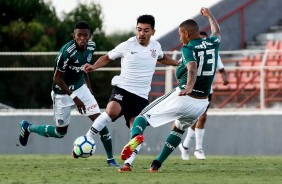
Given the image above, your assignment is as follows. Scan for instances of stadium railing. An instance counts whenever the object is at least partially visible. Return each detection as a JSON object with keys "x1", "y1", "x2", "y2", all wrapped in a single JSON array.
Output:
[{"x1": 0, "y1": 49, "x2": 282, "y2": 109}]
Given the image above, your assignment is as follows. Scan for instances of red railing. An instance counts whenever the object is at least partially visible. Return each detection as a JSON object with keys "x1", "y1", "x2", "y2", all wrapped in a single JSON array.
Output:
[{"x1": 170, "y1": 0, "x2": 257, "y2": 51}]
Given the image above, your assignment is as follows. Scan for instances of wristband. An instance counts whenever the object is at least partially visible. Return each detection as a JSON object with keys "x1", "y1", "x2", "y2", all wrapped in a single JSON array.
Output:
[{"x1": 70, "y1": 93, "x2": 77, "y2": 99}]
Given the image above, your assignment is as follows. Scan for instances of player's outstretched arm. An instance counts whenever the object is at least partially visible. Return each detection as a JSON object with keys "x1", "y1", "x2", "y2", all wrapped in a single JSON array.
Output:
[
  {"x1": 84, "y1": 54, "x2": 111, "y2": 73},
  {"x1": 200, "y1": 7, "x2": 220, "y2": 38}
]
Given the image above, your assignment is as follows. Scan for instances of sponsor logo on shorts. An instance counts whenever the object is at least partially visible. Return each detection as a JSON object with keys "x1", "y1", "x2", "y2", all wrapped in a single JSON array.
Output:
[
  {"x1": 114, "y1": 94, "x2": 123, "y2": 101},
  {"x1": 87, "y1": 104, "x2": 97, "y2": 111}
]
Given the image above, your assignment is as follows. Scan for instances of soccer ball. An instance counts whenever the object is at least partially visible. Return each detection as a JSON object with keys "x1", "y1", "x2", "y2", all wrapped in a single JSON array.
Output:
[{"x1": 73, "y1": 136, "x2": 96, "y2": 158}]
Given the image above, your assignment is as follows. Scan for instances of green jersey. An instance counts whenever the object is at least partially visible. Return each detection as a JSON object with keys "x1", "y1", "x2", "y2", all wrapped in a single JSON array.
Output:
[
  {"x1": 176, "y1": 36, "x2": 220, "y2": 96},
  {"x1": 52, "y1": 40, "x2": 96, "y2": 94}
]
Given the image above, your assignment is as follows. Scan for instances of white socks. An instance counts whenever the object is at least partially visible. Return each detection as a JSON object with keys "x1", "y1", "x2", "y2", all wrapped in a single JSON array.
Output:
[
  {"x1": 182, "y1": 127, "x2": 195, "y2": 149},
  {"x1": 125, "y1": 144, "x2": 141, "y2": 166},
  {"x1": 86, "y1": 112, "x2": 111, "y2": 138},
  {"x1": 195, "y1": 128, "x2": 205, "y2": 150}
]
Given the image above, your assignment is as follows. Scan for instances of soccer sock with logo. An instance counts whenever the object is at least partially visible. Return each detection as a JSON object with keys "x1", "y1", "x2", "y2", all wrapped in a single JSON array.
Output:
[
  {"x1": 86, "y1": 112, "x2": 112, "y2": 138},
  {"x1": 182, "y1": 126, "x2": 195, "y2": 149},
  {"x1": 125, "y1": 144, "x2": 141, "y2": 166},
  {"x1": 29, "y1": 124, "x2": 63, "y2": 138},
  {"x1": 130, "y1": 116, "x2": 148, "y2": 138},
  {"x1": 155, "y1": 130, "x2": 183, "y2": 163},
  {"x1": 195, "y1": 128, "x2": 205, "y2": 150},
  {"x1": 99, "y1": 126, "x2": 114, "y2": 159}
]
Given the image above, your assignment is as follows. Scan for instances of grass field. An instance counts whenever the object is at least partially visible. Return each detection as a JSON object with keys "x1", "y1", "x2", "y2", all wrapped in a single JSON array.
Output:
[{"x1": 1, "y1": 155, "x2": 282, "y2": 184}]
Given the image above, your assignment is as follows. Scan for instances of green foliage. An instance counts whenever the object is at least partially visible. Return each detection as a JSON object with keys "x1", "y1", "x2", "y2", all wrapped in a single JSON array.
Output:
[
  {"x1": 0, "y1": 155, "x2": 282, "y2": 184},
  {"x1": 0, "y1": 0, "x2": 135, "y2": 108}
]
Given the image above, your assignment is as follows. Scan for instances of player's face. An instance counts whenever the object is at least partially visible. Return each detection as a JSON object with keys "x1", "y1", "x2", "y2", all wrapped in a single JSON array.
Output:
[
  {"x1": 178, "y1": 27, "x2": 189, "y2": 44},
  {"x1": 73, "y1": 29, "x2": 91, "y2": 49},
  {"x1": 136, "y1": 23, "x2": 155, "y2": 46}
]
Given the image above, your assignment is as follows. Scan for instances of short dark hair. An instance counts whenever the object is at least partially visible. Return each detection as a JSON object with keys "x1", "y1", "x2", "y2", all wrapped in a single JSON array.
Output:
[
  {"x1": 75, "y1": 21, "x2": 90, "y2": 30},
  {"x1": 200, "y1": 31, "x2": 208, "y2": 37},
  {"x1": 179, "y1": 19, "x2": 199, "y2": 35},
  {"x1": 137, "y1": 15, "x2": 155, "y2": 29}
]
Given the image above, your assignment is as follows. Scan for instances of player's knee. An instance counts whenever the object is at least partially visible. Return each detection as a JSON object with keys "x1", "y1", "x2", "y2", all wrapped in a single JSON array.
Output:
[{"x1": 173, "y1": 120, "x2": 188, "y2": 132}]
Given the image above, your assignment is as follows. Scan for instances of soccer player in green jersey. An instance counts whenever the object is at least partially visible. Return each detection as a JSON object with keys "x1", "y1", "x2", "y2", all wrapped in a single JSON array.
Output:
[
  {"x1": 179, "y1": 31, "x2": 229, "y2": 160},
  {"x1": 19, "y1": 21, "x2": 119, "y2": 167},
  {"x1": 120, "y1": 7, "x2": 221, "y2": 172}
]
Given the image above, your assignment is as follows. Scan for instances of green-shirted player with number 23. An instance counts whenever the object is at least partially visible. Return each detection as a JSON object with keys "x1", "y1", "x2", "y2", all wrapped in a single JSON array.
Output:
[{"x1": 120, "y1": 7, "x2": 221, "y2": 172}]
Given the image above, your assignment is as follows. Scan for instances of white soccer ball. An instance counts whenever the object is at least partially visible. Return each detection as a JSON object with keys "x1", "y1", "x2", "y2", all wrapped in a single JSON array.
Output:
[{"x1": 73, "y1": 136, "x2": 96, "y2": 158}]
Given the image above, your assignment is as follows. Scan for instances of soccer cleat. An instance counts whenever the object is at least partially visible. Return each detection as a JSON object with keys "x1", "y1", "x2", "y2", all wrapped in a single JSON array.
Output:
[
  {"x1": 72, "y1": 149, "x2": 79, "y2": 159},
  {"x1": 107, "y1": 158, "x2": 120, "y2": 167},
  {"x1": 19, "y1": 120, "x2": 31, "y2": 146},
  {"x1": 179, "y1": 143, "x2": 189, "y2": 160},
  {"x1": 194, "y1": 149, "x2": 206, "y2": 160},
  {"x1": 120, "y1": 134, "x2": 144, "y2": 160},
  {"x1": 149, "y1": 160, "x2": 162, "y2": 172},
  {"x1": 118, "y1": 163, "x2": 132, "y2": 172}
]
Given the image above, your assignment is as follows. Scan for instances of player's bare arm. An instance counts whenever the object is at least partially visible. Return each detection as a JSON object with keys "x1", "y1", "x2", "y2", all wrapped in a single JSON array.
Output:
[
  {"x1": 84, "y1": 54, "x2": 111, "y2": 73},
  {"x1": 53, "y1": 70, "x2": 86, "y2": 114},
  {"x1": 200, "y1": 7, "x2": 220, "y2": 38},
  {"x1": 157, "y1": 54, "x2": 179, "y2": 66},
  {"x1": 179, "y1": 61, "x2": 197, "y2": 96},
  {"x1": 84, "y1": 72, "x2": 94, "y2": 94}
]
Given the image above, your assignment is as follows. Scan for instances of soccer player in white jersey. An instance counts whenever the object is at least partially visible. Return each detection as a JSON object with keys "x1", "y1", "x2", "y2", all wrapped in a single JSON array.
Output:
[
  {"x1": 18, "y1": 21, "x2": 119, "y2": 167},
  {"x1": 120, "y1": 7, "x2": 220, "y2": 172},
  {"x1": 179, "y1": 31, "x2": 229, "y2": 160},
  {"x1": 78, "y1": 15, "x2": 179, "y2": 171}
]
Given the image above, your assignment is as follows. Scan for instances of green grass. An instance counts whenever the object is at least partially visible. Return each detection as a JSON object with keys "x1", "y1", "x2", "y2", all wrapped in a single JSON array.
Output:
[{"x1": 0, "y1": 155, "x2": 282, "y2": 184}]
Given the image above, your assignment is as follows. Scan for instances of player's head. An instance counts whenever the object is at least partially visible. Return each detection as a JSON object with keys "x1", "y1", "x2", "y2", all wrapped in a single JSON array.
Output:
[
  {"x1": 73, "y1": 21, "x2": 91, "y2": 49},
  {"x1": 200, "y1": 31, "x2": 208, "y2": 38},
  {"x1": 135, "y1": 15, "x2": 156, "y2": 46},
  {"x1": 178, "y1": 19, "x2": 200, "y2": 44}
]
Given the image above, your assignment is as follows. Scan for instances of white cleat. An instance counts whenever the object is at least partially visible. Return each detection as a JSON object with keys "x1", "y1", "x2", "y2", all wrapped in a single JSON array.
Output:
[
  {"x1": 194, "y1": 149, "x2": 206, "y2": 160},
  {"x1": 179, "y1": 144, "x2": 189, "y2": 160}
]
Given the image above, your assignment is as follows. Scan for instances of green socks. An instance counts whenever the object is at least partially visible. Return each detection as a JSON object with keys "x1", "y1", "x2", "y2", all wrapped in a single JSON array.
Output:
[
  {"x1": 131, "y1": 116, "x2": 148, "y2": 138},
  {"x1": 29, "y1": 124, "x2": 63, "y2": 138},
  {"x1": 99, "y1": 126, "x2": 113, "y2": 159},
  {"x1": 155, "y1": 130, "x2": 184, "y2": 163}
]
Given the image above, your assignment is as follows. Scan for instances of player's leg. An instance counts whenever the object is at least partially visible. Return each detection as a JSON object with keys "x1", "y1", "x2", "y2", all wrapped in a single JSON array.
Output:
[
  {"x1": 149, "y1": 120, "x2": 189, "y2": 172},
  {"x1": 121, "y1": 88, "x2": 182, "y2": 161},
  {"x1": 19, "y1": 94, "x2": 72, "y2": 146},
  {"x1": 99, "y1": 126, "x2": 119, "y2": 167},
  {"x1": 119, "y1": 94, "x2": 149, "y2": 171},
  {"x1": 150, "y1": 128, "x2": 184, "y2": 172},
  {"x1": 194, "y1": 111, "x2": 207, "y2": 160},
  {"x1": 75, "y1": 86, "x2": 119, "y2": 166},
  {"x1": 194, "y1": 94, "x2": 211, "y2": 160},
  {"x1": 179, "y1": 121, "x2": 196, "y2": 160},
  {"x1": 120, "y1": 115, "x2": 146, "y2": 160},
  {"x1": 86, "y1": 87, "x2": 123, "y2": 138}
]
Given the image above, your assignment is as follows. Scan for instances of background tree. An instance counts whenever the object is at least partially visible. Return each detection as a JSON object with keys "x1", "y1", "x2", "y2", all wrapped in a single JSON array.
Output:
[{"x1": 0, "y1": 0, "x2": 136, "y2": 109}]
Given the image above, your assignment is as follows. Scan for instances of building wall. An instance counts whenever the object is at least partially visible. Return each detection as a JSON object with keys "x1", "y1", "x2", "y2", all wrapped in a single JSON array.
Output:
[{"x1": 1, "y1": 111, "x2": 282, "y2": 156}]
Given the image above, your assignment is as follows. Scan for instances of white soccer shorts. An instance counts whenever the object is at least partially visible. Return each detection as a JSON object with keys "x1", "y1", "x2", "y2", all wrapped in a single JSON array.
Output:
[
  {"x1": 141, "y1": 87, "x2": 209, "y2": 131},
  {"x1": 51, "y1": 84, "x2": 100, "y2": 127}
]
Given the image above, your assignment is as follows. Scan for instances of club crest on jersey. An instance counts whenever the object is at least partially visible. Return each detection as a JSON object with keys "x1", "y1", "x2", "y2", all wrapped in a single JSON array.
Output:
[
  {"x1": 150, "y1": 49, "x2": 157, "y2": 58},
  {"x1": 87, "y1": 54, "x2": 92, "y2": 62}
]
